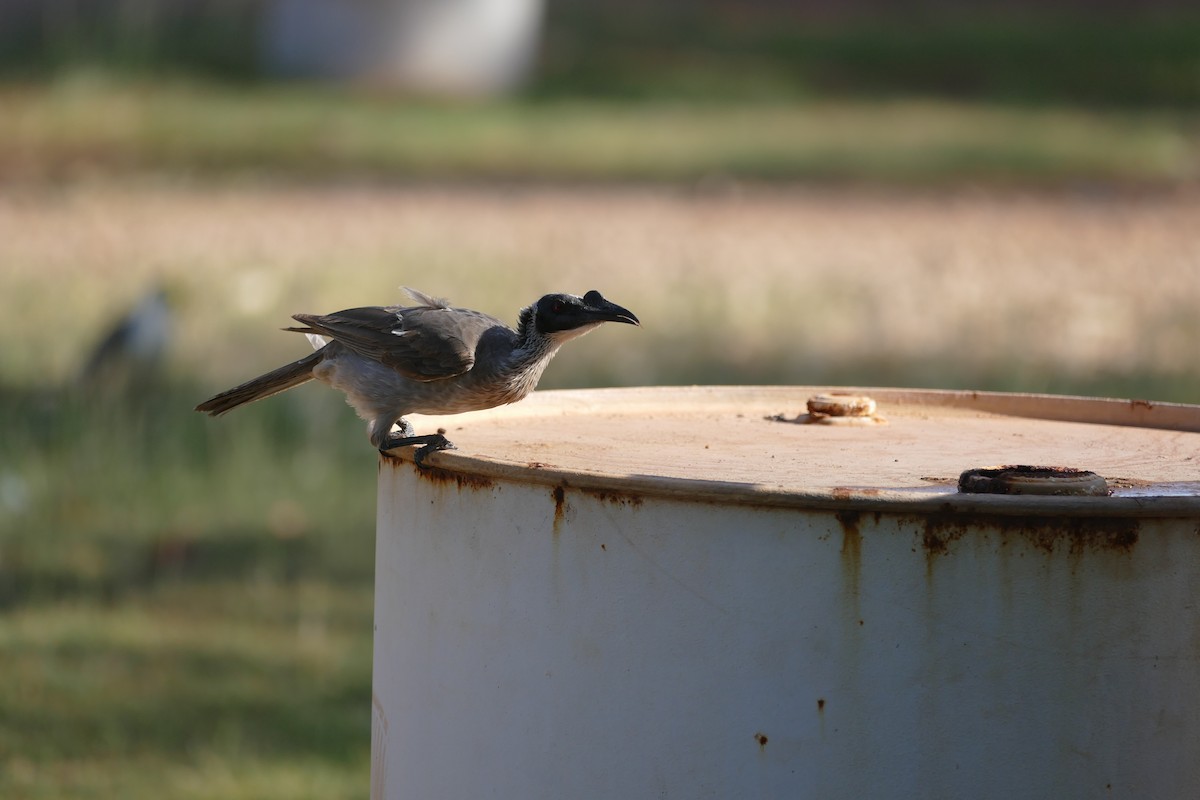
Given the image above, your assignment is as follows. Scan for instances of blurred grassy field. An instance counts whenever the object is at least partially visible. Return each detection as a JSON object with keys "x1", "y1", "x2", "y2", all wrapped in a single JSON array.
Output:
[
  {"x1": 5, "y1": 3, "x2": 1200, "y2": 108},
  {"x1": 4, "y1": 7, "x2": 1200, "y2": 791},
  {"x1": 2, "y1": 80, "x2": 1197, "y2": 183},
  {"x1": 4, "y1": 176, "x2": 1200, "y2": 798}
]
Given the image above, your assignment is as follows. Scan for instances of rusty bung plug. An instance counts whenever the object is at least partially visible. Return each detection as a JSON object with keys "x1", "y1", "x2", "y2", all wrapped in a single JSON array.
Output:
[{"x1": 958, "y1": 466, "x2": 1110, "y2": 497}]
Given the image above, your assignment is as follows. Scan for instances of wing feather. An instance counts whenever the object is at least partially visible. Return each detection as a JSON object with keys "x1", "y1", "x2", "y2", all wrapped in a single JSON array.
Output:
[{"x1": 287, "y1": 299, "x2": 508, "y2": 381}]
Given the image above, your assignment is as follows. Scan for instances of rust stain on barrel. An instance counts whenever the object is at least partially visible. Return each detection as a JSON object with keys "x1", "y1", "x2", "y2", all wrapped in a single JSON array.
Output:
[
  {"x1": 836, "y1": 510, "x2": 862, "y2": 597},
  {"x1": 552, "y1": 485, "x2": 567, "y2": 535},
  {"x1": 416, "y1": 464, "x2": 495, "y2": 491},
  {"x1": 919, "y1": 512, "x2": 1139, "y2": 560},
  {"x1": 581, "y1": 487, "x2": 645, "y2": 509}
]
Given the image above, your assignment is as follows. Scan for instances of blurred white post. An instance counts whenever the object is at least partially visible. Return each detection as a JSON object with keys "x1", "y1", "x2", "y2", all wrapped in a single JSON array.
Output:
[{"x1": 262, "y1": 0, "x2": 543, "y2": 96}]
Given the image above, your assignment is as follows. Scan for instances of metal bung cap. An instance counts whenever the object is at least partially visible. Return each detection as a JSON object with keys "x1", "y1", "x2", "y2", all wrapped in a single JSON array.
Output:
[
  {"x1": 958, "y1": 466, "x2": 1110, "y2": 496},
  {"x1": 390, "y1": 386, "x2": 1200, "y2": 516}
]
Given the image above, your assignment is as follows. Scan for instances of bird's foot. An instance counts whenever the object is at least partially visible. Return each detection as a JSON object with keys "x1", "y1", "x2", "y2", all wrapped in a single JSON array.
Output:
[
  {"x1": 380, "y1": 432, "x2": 456, "y2": 468},
  {"x1": 413, "y1": 435, "x2": 456, "y2": 468}
]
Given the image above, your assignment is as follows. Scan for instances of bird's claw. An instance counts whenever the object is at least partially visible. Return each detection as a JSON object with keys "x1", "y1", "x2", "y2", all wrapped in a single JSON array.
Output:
[
  {"x1": 380, "y1": 432, "x2": 456, "y2": 468},
  {"x1": 413, "y1": 435, "x2": 456, "y2": 468}
]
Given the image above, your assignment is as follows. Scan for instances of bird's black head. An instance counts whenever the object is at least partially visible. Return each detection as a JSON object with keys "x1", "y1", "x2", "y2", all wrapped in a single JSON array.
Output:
[{"x1": 534, "y1": 290, "x2": 640, "y2": 335}]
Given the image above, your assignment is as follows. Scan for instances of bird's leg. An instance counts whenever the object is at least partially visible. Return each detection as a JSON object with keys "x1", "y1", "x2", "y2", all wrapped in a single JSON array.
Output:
[{"x1": 376, "y1": 418, "x2": 456, "y2": 467}]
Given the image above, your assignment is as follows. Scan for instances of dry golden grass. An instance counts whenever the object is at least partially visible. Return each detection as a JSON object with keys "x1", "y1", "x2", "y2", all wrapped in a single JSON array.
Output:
[{"x1": 3, "y1": 181, "x2": 1197, "y2": 395}]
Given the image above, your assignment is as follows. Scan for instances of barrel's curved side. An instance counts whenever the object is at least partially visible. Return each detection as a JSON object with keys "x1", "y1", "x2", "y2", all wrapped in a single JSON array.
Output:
[{"x1": 372, "y1": 461, "x2": 1200, "y2": 800}]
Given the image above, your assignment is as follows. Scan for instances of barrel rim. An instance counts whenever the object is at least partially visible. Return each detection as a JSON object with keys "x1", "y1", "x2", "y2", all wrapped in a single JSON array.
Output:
[{"x1": 383, "y1": 386, "x2": 1200, "y2": 517}]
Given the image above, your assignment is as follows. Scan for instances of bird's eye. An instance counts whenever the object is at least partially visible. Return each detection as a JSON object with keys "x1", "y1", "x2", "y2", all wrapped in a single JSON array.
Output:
[{"x1": 552, "y1": 300, "x2": 565, "y2": 313}]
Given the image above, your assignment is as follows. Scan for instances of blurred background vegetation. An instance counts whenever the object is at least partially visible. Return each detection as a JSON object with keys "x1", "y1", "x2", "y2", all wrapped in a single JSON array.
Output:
[{"x1": 2, "y1": 1, "x2": 1199, "y2": 797}]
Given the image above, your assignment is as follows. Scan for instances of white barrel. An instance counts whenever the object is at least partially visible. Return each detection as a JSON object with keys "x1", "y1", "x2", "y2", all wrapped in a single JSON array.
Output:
[
  {"x1": 262, "y1": 0, "x2": 542, "y2": 95},
  {"x1": 371, "y1": 386, "x2": 1200, "y2": 800}
]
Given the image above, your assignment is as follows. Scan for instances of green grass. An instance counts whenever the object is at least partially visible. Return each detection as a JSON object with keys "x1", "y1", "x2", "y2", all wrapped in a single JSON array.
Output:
[
  {"x1": 0, "y1": 380, "x2": 377, "y2": 799},
  {"x1": 1, "y1": 79, "x2": 1196, "y2": 184},
  {"x1": 538, "y1": 7, "x2": 1200, "y2": 108},
  {"x1": 0, "y1": 582, "x2": 372, "y2": 799}
]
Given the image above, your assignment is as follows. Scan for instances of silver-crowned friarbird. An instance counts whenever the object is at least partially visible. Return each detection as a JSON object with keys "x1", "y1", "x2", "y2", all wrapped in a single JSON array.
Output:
[{"x1": 196, "y1": 289, "x2": 639, "y2": 462}]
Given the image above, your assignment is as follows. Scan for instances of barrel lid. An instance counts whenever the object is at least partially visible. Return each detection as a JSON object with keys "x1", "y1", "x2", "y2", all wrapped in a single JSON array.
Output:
[{"x1": 386, "y1": 386, "x2": 1200, "y2": 515}]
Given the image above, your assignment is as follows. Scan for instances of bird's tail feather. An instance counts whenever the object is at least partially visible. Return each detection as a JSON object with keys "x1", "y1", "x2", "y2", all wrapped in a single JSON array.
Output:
[{"x1": 195, "y1": 351, "x2": 322, "y2": 416}]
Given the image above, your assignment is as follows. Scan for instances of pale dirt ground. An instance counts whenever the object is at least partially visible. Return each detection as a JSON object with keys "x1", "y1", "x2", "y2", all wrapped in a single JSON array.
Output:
[{"x1": 2, "y1": 182, "x2": 1197, "y2": 392}]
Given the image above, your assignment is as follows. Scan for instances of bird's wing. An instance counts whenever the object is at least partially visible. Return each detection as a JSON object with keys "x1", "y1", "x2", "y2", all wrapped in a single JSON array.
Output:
[{"x1": 287, "y1": 304, "x2": 507, "y2": 381}]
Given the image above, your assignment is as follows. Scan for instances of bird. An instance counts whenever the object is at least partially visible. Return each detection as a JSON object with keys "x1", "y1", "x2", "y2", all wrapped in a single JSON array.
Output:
[
  {"x1": 195, "y1": 288, "x2": 640, "y2": 462},
  {"x1": 78, "y1": 286, "x2": 175, "y2": 391}
]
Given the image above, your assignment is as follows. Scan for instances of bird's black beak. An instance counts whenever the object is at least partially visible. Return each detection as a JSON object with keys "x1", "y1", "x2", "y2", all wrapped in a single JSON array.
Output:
[{"x1": 582, "y1": 290, "x2": 640, "y2": 326}]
